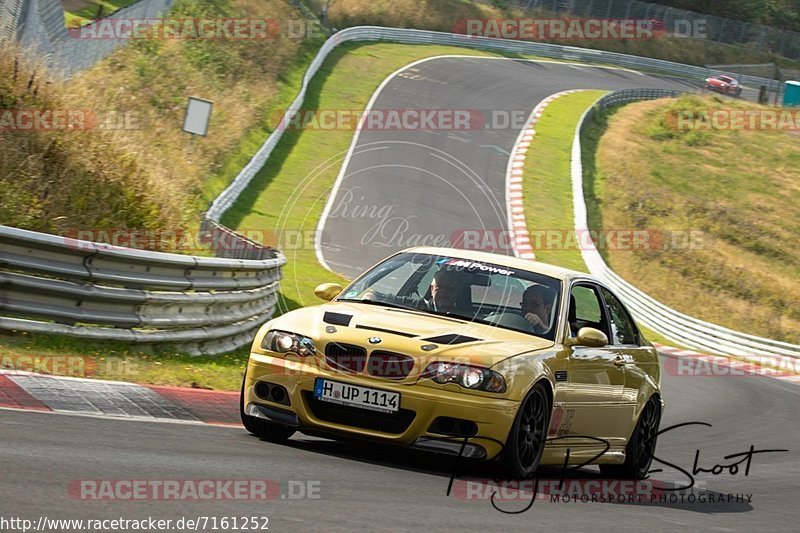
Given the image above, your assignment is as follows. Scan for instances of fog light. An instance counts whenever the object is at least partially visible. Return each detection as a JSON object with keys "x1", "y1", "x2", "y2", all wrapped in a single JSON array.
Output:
[
  {"x1": 270, "y1": 386, "x2": 286, "y2": 403},
  {"x1": 254, "y1": 382, "x2": 271, "y2": 400}
]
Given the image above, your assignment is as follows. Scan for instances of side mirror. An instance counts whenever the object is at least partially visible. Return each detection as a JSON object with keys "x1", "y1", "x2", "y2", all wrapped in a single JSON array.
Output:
[
  {"x1": 314, "y1": 283, "x2": 343, "y2": 301},
  {"x1": 566, "y1": 327, "x2": 608, "y2": 348}
]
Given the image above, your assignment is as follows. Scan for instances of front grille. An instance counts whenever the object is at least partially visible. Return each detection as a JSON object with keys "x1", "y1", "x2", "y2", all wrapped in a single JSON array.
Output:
[
  {"x1": 367, "y1": 351, "x2": 414, "y2": 379},
  {"x1": 325, "y1": 343, "x2": 367, "y2": 373},
  {"x1": 303, "y1": 392, "x2": 415, "y2": 434}
]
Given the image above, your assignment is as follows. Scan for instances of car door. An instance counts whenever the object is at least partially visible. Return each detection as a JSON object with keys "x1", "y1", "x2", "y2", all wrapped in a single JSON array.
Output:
[
  {"x1": 598, "y1": 286, "x2": 660, "y2": 437},
  {"x1": 560, "y1": 282, "x2": 627, "y2": 445}
]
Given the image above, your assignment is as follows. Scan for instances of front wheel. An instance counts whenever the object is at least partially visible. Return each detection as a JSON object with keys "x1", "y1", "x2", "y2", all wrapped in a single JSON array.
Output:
[
  {"x1": 497, "y1": 382, "x2": 551, "y2": 479},
  {"x1": 600, "y1": 396, "x2": 661, "y2": 479},
  {"x1": 240, "y1": 373, "x2": 295, "y2": 443}
]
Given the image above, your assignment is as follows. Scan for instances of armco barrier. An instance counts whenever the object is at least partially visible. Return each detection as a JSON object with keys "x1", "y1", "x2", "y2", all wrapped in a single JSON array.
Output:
[
  {"x1": 571, "y1": 89, "x2": 800, "y2": 359},
  {"x1": 0, "y1": 225, "x2": 285, "y2": 355},
  {"x1": 205, "y1": 25, "x2": 781, "y2": 223}
]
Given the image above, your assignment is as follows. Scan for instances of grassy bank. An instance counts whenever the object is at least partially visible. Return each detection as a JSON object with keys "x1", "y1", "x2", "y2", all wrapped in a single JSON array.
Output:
[
  {"x1": 585, "y1": 94, "x2": 800, "y2": 344},
  {"x1": 0, "y1": 331, "x2": 245, "y2": 390},
  {"x1": 520, "y1": 90, "x2": 605, "y2": 272}
]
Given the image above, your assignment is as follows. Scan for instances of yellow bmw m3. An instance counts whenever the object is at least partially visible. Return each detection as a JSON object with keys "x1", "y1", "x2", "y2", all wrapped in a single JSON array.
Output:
[{"x1": 241, "y1": 247, "x2": 663, "y2": 479}]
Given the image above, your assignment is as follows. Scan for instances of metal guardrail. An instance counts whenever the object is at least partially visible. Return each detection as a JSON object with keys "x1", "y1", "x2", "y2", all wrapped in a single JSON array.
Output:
[
  {"x1": 0, "y1": 225, "x2": 285, "y2": 355},
  {"x1": 572, "y1": 89, "x2": 800, "y2": 359},
  {"x1": 206, "y1": 25, "x2": 783, "y2": 223}
]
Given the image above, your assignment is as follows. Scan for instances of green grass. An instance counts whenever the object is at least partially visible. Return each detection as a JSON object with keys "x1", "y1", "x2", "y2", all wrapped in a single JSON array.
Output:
[
  {"x1": 520, "y1": 90, "x2": 606, "y2": 272},
  {"x1": 0, "y1": 331, "x2": 247, "y2": 390}
]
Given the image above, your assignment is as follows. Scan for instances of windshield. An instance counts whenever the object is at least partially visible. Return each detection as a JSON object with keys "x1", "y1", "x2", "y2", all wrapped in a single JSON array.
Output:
[{"x1": 337, "y1": 252, "x2": 562, "y2": 340}]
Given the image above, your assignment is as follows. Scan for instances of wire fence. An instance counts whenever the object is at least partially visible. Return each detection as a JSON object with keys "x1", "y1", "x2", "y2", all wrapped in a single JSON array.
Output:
[{"x1": 513, "y1": 0, "x2": 800, "y2": 59}]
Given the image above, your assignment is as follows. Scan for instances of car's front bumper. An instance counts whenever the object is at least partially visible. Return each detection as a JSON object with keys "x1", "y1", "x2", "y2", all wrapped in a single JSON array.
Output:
[{"x1": 243, "y1": 352, "x2": 521, "y2": 460}]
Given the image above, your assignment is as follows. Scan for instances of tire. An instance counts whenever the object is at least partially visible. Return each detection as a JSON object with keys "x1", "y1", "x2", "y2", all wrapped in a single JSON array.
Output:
[
  {"x1": 498, "y1": 382, "x2": 551, "y2": 479},
  {"x1": 240, "y1": 373, "x2": 295, "y2": 443},
  {"x1": 600, "y1": 396, "x2": 661, "y2": 479}
]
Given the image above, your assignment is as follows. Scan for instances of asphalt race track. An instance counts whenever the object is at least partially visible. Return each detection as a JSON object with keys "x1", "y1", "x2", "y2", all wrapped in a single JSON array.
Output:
[
  {"x1": 1, "y1": 357, "x2": 798, "y2": 531},
  {"x1": 1, "y1": 58, "x2": 793, "y2": 532},
  {"x1": 317, "y1": 56, "x2": 716, "y2": 278}
]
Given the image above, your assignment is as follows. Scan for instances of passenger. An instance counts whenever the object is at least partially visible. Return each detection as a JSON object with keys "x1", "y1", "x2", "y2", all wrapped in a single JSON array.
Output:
[
  {"x1": 520, "y1": 284, "x2": 557, "y2": 333},
  {"x1": 428, "y1": 268, "x2": 463, "y2": 313}
]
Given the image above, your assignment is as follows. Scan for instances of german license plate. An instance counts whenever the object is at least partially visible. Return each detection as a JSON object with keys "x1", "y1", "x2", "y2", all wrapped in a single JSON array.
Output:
[{"x1": 313, "y1": 378, "x2": 400, "y2": 413}]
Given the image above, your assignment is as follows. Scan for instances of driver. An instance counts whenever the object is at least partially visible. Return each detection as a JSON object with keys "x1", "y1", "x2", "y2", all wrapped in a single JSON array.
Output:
[
  {"x1": 363, "y1": 268, "x2": 468, "y2": 315},
  {"x1": 428, "y1": 268, "x2": 463, "y2": 313},
  {"x1": 520, "y1": 284, "x2": 557, "y2": 333}
]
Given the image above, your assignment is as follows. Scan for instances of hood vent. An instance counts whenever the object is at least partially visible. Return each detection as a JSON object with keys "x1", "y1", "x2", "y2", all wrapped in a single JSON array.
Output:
[
  {"x1": 422, "y1": 334, "x2": 480, "y2": 345},
  {"x1": 323, "y1": 311, "x2": 352, "y2": 327},
  {"x1": 355, "y1": 324, "x2": 417, "y2": 338}
]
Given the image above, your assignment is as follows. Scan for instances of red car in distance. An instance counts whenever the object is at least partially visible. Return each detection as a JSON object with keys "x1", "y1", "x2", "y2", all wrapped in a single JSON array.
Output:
[{"x1": 705, "y1": 75, "x2": 742, "y2": 96}]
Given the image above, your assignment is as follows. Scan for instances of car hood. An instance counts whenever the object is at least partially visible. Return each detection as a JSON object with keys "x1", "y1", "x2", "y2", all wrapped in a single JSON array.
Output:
[{"x1": 266, "y1": 302, "x2": 554, "y2": 367}]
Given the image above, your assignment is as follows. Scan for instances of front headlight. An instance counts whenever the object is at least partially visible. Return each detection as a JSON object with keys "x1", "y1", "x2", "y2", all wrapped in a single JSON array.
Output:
[
  {"x1": 423, "y1": 362, "x2": 506, "y2": 393},
  {"x1": 262, "y1": 330, "x2": 317, "y2": 357}
]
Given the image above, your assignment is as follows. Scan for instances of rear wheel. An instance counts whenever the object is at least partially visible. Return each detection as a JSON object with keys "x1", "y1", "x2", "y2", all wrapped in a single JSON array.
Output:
[
  {"x1": 240, "y1": 373, "x2": 295, "y2": 443},
  {"x1": 498, "y1": 382, "x2": 551, "y2": 479},
  {"x1": 600, "y1": 396, "x2": 660, "y2": 479}
]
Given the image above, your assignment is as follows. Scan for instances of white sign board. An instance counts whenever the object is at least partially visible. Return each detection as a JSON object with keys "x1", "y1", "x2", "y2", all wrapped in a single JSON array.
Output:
[{"x1": 182, "y1": 97, "x2": 212, "y2": 136}]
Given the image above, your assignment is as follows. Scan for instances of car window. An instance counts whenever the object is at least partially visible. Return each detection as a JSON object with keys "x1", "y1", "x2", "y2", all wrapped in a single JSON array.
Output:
[
  {"x1": 370, "y1": 261, "x2": 419, "y2": 295},
  {"x1": 569, "y1": 284, "x2": 607, "y2": 337},
  {"x1": 600, "y1": 287, "x2": 639, "y2": 346},
  {"x1": 572, "y1": 286, "x2": 602, "y2": 322}
]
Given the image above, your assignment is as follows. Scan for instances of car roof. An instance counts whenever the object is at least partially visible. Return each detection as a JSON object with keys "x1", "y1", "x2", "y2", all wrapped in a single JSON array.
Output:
[{"x1": 401, "y1": 246, "x2": 592, "y2": 282}]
